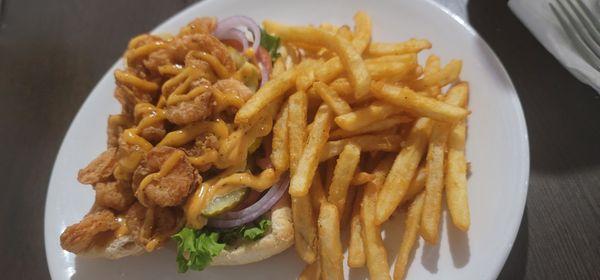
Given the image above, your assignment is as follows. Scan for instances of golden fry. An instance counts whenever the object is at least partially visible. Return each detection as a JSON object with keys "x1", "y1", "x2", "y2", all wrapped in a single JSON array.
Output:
[
  {"x1": 293, "y1": 195, "x2": 318, "y2": 263},
  {"x1": 393, "y1": 193, "x2": 425, "y2": 280},
  {"x1": 421, "y1": 120, "x2": 450, "y2": 244},
  {"x1": 334, "y1": 101, "x2": 400, "y2": 131},
  {"x1": 288, "y1": 91, "x2": 309, "y2": 174},
  {"x1": 336, "y1": 25, "x2": 353, "y2": 41},
  {"x1": 315, "y1": 57, "x2": 344, "y2": 84},
  {"x1": 318, "y1": 202, "x2": 344, "y2": 280},
  {"x1": 367, "y1": 39, "x2": 432, "y2": 56},
  {"x1": 296, "y1": 60, "x2": 321, "y2": 91},
  {"x1": 376, "y1": 118, "x2": 432, "y2": 224},
  {"x1": 421, "y1": 82, "x2": 469, "y2": 242},
  {"x1": 299, "y1": 259, "x2": 321, "y2": 280},
  {"x1": 424, "y1": 55, "x2": 441, "y2": 76},
  {"x1": 348, "y1": 188, "x2": 365, "y2": 268},
  {"x1": 411, "y1": 60, "x2": 462, "y2": 90},
  {"x1": 445, "y1": 83, "x2": 470, "y2": 231},
  {"x1": 272, "y1": 57, "x2": 286, "y2": 77},
  {"x1": 404, "y1": 166, "x2": 427, "y2": 203},
  {"x1": 446, "y1": 121, "x2": 469, "y2": 231},
  {"x1": 235, "y1": 67, "x2": 298, "y2": 124},
  {"x1": 290, "y1": 105, "x2": 333, "y2": 197},
  {"x1": 330, "y1": 115, "x2": 411, "y2": 140},
  {"x1": 310, "y1": 169, "x2": 327, "y2": 214},
  {"x1": 351, "y1": 171, "x2": 376, "y2": 186},
  {"x1": 366, "y1": 61, "x2": 417, "y2": 80},
  {"x1": 370, "y1": 82, "x2": 468, "y2": 123},
  {"x1": 271, "y1": 102, "x2": 290, "y2": 172},
  {"x1": 351, "y1": 11, "x2": 372, "y2": 53},
  {"x1": 365, "y1": 54, "x2": 417, "y2": 64},
  {"x1": 361, "y1": 157, "x2": 394, "y2": 280},
  {"x1": 327, "y1": 143, "x2": 361, "y2": 214},
  {"x1": 264, "y1": 21, "x2": 371, "y2": 99},
  {"x1": 320, "y1": 134, "x2": 402, "y2": 161},
  {"x1": 328, "y1": 78, "x2": 354, "y2": 100},
  {"x1": 314, "y1": 81, "x2": 352, "y2": 116}
]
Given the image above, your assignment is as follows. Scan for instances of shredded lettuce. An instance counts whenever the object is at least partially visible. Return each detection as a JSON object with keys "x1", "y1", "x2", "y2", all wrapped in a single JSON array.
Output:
[
  {"x1": 260, "y1": 29, "x2": 281, "y2": 62},
  {"x1": 172, "y1": 217, "x2": 272, "y2": 273}
]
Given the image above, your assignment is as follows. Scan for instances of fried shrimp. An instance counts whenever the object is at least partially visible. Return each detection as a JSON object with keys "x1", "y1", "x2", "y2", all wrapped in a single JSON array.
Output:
[
  {"x1": 132, "y1": 147, "x2": 197, "y2": 207},
  {"x1": 60, "y1": 210, "x2": 119, "y2": 254}
]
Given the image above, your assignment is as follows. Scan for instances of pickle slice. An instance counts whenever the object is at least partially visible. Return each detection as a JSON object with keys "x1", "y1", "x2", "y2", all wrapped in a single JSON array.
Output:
[{"x1": 202, "y1": 188, "x2": 249, "y2": 217}]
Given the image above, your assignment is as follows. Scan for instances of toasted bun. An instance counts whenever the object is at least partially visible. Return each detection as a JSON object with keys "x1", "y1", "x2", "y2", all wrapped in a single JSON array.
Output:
[
  {"x1": 82, "y1": 195, "x2": 294, "y2": 265},
  {"x1": 212, "y1": 195, "x2": 294, "y2": 265}
]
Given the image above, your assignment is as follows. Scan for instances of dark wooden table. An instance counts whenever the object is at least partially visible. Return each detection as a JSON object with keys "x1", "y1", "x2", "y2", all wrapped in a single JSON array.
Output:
[{"x1": 1, "y1": 0, "x2": 599, "y2": 279}]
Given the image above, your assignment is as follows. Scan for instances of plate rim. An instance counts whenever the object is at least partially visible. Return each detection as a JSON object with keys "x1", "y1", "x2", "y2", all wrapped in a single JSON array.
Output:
[{"x1": 44, "y1": 0, "x2": 530, "y2": 279}]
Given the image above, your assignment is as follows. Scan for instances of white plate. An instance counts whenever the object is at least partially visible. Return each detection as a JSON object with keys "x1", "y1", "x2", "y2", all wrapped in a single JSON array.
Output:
[{"x1": 44, "y1": 0, "x2": 529, "y2": 279}]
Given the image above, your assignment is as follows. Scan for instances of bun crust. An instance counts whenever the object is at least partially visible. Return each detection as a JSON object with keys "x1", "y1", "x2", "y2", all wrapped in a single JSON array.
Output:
[
  {"x1": 212, "y1": 195, "x2": 294, "y2": 265},
  {"x1": 80, "y1": 196, "x2": 294, "y2": 265}
]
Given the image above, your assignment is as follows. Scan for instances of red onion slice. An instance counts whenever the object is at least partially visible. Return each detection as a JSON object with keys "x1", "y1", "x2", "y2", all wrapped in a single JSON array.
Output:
[
  {"x1": 214, "y1": 15, "x2": 261, "y2": 53},
  {"x1": 207, "y1": 175, "x2": 289, "y2": 228},
  {"x1": 255, "y1": 47, "x2": 272, "y2": 88},
  {"x1": 218, "y1": 28, "x2": 249, "y2": 51}
]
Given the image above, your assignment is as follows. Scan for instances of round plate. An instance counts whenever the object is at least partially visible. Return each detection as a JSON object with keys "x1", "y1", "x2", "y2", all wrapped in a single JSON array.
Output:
[{"x1": 44, "y1": 0, "x2": 529, "y2": 279}]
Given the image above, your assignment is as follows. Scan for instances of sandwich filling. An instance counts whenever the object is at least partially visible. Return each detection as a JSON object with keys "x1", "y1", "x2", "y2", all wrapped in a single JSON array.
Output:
[{"x1": 60, "y1": 16, "x2": 287, "y2": 273}]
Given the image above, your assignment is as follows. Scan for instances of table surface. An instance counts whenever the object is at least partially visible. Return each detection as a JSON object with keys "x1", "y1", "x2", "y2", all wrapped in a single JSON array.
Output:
[{"x1": 1, "y1": 0, "x2": 599, "y2": 279}]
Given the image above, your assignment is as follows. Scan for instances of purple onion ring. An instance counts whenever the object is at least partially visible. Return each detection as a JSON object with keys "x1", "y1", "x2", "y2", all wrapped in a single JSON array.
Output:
[
  {"x1": 213, "y1": 15, "x2": 261, "y2": 53},
  {"x1": 207, "y1": 175, "x2": 289, "y2": 228}
]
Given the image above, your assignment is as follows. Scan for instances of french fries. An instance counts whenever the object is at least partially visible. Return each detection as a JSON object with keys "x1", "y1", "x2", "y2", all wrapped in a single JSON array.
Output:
[
  {"x1": 316, "y1": 57, "x2": 344, "y2": 84},
  {"x1": 365, "y1": 53, "x2": 417, "y2": 64},
  {"x1": 445, "y1": 83, "x2": 470, "y2": 231},
  {"x1": 351, "y1": 11, "x2": 372, "y2": 53},
  {"x1": 288, "y1": 91, "x2": 309, "y2": 174},
  {"x1": 293, "y1": 195, "x2": 318, "y2": 263},
  {"x1": 404, "y1": 166, "x2": 427, "y2": 203},
  {"x1": 313, "y1": 82, "x2": 352, "y2": 116},
  {"x1": 270, "y1": 102, "x2": 289, "y2": 172},
  {"x1": 235, "y1": 67, "x2": 298, "y2": 124},
  {"x1": 264, "y1": 21, "x2": 371, "y2": 99},
  {"x1": 421, "y1": 83, "x2": 469, "y2": 243},
  {"x1": 393, "y1": 193, "x2": 425, "y2": 280},
  {"x1": 334, "y1": 101, "x2": 399, "y2": 131},
  {"x1": 336, "y1": 25, "x2": 354, "y2": 41},
  {"x1": 367, "y1": 39, "x2": 432, "y2": 56},
  {"x1": 376, "y1": 118, "x2": 432, "y2": 224},
  {"x1": 299, "y1": 259, "x2": 321, "y2": 280},
  {"x1": 366, "y1": 61, "x2": 417, "y2": 80},
  {"x1": 290, "y1": 105, "x2": 333, "y2": 197},
  {"x1": 267, "y1": 13, "x2": 472, "y2": 279},
  {"x1": 411, "y1": 60, "x2": 462, "y2": 90},
  {"x1": 351, "y1": 171, "x2": 376, "y2": 186},
  {"x1": 370, "y1": 82, "x2": 468, "y2": 123},
  {"x1": 348, "y1": 189, "x2": 365, "y2": 268},
  {"x1": 330, "y1": 115, "x2": 411, "y2": 140},
  {"x1": 310, "y1": 170, "x2": 327, "y2": 214},
  {"x1": 327, "y1": 143, "x2": 361, "y2": 214},
  {"x1": 424, "y1": 54, "x2": 441, "y2": 76},
  {"x1": 318, "y1": 202, "x2": 344, "y2": 280},
  {"x1": 420, "y1": 120, "x2": 450, "y2": 244},
  {"x1": 328, "y1": 78, "x2": 353, "y2": 100},
  {"x1": 320, "y1": 134, "x2": 402, "y2": 161},
  {"x1": 446, "y1": 121, "x2": 469, "y2": 231},
  {"x1": 361, "y1": 157, "x2": 394, "y2": 280}
]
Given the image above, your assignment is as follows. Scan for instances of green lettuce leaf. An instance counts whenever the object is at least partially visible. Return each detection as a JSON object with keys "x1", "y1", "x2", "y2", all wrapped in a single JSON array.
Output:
[
  {"x1": 243, "y1": 218, "x2": 272, "y2": 240},
  {"x1": 218, "y1": 216, "x2": 273, "y2": 244},
  {"x1": 172, "y1": 217, "x2": 272, "y2": 272},
  {"x1": 260, "y1": 29, "x2": 281, "y2": 62},
  {"x1": 172, "y1": 228, "x2": 225, "y2": 273}
]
